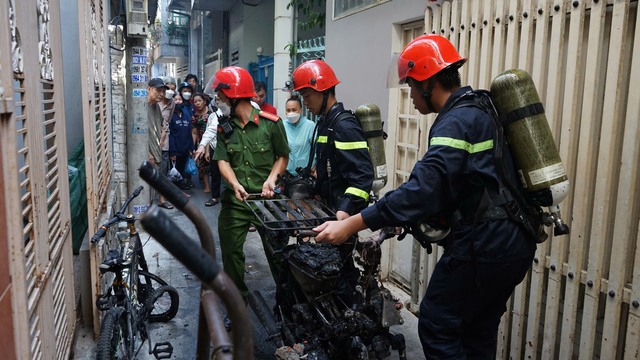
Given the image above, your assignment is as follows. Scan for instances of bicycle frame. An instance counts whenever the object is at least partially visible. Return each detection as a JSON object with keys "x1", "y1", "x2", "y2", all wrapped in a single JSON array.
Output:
[{"x1": 94, "y1": 187, "x2": 175, "y2": 359}]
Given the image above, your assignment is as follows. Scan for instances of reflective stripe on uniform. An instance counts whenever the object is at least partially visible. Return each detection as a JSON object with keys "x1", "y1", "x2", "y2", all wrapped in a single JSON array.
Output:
[
  {"x1": 316, "y1": 136, "x2": 368, "y2": 151},
  {"x1": 430, "y1": 137, "x2": 493, "y2": 154},
  {"x1": 345, "y1": 187, "x2": 370, "y2": 201},
  {"x1": 334, "y1": 140, "x2": 368, "y2": 150}
]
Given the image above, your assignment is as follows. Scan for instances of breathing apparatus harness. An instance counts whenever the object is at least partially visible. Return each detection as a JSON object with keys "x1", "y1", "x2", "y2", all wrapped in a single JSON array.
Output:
[{"x1": 403, "y1": 90, "x2": 547, "y2": 254}]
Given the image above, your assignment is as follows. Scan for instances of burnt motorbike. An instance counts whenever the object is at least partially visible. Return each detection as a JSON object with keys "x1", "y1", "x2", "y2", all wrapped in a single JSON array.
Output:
[{"x1": 246, "y1": 196, "x2": 407, "y2": 360}]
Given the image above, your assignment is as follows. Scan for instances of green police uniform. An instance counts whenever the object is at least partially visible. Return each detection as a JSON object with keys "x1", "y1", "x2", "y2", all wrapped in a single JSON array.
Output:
[{"x1": 213, "y1": 107, "x2": 290, "y2": 299}]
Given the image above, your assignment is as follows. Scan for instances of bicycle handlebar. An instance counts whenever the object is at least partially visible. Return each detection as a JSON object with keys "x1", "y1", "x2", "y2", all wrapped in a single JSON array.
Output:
[{"x1": 90, "y1": 186, "x2": 144, "y2": 243}]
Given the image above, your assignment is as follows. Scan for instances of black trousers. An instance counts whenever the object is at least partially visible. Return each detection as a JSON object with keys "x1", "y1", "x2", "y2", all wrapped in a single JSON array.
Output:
[
  {"x1": 419, "y1": 253, "x2": 533, "y2": 360},
  {"x1": 209, "y1": 154, "x2": 222, "y2": 198}
]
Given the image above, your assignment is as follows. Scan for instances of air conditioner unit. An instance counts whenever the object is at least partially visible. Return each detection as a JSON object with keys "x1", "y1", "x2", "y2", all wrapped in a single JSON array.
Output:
[{"x1": 126, "y1": 0, "x2": 148, "y2": 37}]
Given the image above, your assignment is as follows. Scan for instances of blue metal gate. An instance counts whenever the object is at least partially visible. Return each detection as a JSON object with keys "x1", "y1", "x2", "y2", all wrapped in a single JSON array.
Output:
[{"x1": 248, "y1": 55, "x2": 274, "y2": 105}]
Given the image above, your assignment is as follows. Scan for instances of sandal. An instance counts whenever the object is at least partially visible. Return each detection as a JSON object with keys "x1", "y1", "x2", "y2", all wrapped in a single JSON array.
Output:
[
  {"x1": 205, "y1": 198, "x2": 219, "y2": 207},
  {"x1": 158, "y1": 201, "x2": 174, "y2": 209}
]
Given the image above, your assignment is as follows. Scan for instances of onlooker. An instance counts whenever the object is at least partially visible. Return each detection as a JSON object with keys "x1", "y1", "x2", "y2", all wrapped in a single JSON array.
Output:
[
  {"x1": 178, "y1": 82, "x2": 194, "y2": 111},
  {"x1": 283, "y1": 95, "x2": 316, "y2": 177},
  {"x1": 253, "y1": 81, "x2": 277, "y2": 115},
  {"x1": 191, "y1": 93, "x2": 214, "y2": 194},
  {"x1": 157, "y1": 76, "x2": 176, "y2": 209},
  {"x1": 169, "y1": 92, "x2": 194, "y2": 188},
  {"x1": 185, "y1": 73, "x2": 203, "y2": 93},
  {"x1": 146, "y1": 77, "x2": 169, "y2": 206},
  {"x1": 164, "y1": 76, "x2": 177, "y2": 93},
  {"x1": 178, "y1": 82, "x2": 195, "y2": 188},
  {"x1": 193, "y1": 96, "x2": 225, "y2": 207}
]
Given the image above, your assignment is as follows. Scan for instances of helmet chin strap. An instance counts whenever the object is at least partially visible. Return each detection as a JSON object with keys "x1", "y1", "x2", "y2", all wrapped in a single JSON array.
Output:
[
  {"x1": 319, "y1": 92, "x2": 329, "y2": 115},
  {"x1": 229, "y1": 98, "x2": 240, "y2": 117},
  {"x1": 421, "y1": 78, "x2": 437, "y2": 113}
]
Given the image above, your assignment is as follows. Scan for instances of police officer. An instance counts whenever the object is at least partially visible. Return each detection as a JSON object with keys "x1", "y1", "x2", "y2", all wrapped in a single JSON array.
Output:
[
  {"x1": 211, "y1": 66, "x2": 290, "y2": 301},
  {"x1": 292, "y1": 60, "x2": 374, "y2": 304},
  {"x1": 313, "y1": 35, "x2": 536, "y2": 359}
]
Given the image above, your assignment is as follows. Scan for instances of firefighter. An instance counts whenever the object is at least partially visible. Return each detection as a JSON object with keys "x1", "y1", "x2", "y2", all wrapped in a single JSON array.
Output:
[
  {"x1": 211, "y1": 66, "x2": 290, "y2": 303},
  {"x1": 292, "y1": 59, "x2": 374, "y2": 305},
  {"x1": 314, "y1": 35, "x2": 536, "y2": 359}
]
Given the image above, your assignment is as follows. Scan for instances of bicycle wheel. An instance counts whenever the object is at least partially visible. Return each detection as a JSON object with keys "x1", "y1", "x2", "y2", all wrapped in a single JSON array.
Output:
[
  {"x1": 145, "y1": 284, "x2": 180, "y2": 322},
  {"x1": 96, "y1": 307, "x2": 130, "y2": 360},
  {"x1": 137, "y1": 271, "x2": 167, "y2": 308}
]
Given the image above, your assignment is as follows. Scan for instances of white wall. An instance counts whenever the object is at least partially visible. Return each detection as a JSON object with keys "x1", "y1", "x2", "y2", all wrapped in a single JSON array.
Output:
[
  {"x1": 324, "y1": 0, "x2": 425, "y2": 123},
  {"x1": 60, "y1": 0, "x2": 83, "y2": 153},
  {"x1": 228, "y1": 0, "x2": 275, "y2": 69}
]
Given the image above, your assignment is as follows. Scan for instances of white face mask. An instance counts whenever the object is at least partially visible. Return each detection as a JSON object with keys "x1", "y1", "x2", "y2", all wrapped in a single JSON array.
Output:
[
  {"x1": 182, "y1": 92, "x2": 192, "y2": 101},
  {"x1": 286, "y1": 112, "x2": 301, "y2": 124},
  {"x1": 165, "y1": 89, "x2": 175, "y2": 99},
  {"x1": 217, "y1": 102, "x2": 231, "y2": 116}
]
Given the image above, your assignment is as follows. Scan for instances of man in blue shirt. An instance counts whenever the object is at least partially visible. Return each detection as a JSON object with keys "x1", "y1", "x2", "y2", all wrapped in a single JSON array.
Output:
[{"x1": 282, "y1": 95, "x2": 316, "y2": 176}]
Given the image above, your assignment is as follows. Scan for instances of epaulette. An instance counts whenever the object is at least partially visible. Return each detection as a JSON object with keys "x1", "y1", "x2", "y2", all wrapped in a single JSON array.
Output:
[{"x1": 259, "y1": 111, "x2": 280, "y2": 122}]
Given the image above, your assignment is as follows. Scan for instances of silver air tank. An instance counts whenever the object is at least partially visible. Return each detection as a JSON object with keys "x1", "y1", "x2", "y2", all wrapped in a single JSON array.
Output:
[
  {"x1": 355, "y1": 103, "x2": 387, "y2": 200},
  {"x1": 490, "y1": 69, "x2": 570, "y2": 235}
]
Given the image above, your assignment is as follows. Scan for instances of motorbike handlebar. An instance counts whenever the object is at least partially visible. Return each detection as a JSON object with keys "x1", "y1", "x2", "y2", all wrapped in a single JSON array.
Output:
[
  {"x1": 141, "y1": 207, "x2": 222, "y2": 281},
  {"x1": 139, "y1": 161, "x2": 190, "y2": 210},
  {"x1": 141, "y1": 205, "x2": 253, "y2": 360},
  {"x1": 138, "y1": 162, "x2": 253, "y2": 359}
]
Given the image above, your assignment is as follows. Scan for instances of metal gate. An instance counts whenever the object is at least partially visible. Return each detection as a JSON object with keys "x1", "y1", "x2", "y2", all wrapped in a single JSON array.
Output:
[
  {"x1": 249, "y1": 54, "x2": 275, "y2": 105},
  {"x1": 77, "y1": 0, "x2": 114, "y2": 335},
  {"x1": 0, "y1": 0, "x2": 75, "y2": 358}
]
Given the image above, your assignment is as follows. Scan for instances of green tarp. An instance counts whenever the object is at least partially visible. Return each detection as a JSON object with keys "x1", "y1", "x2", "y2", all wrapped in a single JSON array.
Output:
[{"x1": 68, "y1": 140, "x2": 87, "y2": 255}]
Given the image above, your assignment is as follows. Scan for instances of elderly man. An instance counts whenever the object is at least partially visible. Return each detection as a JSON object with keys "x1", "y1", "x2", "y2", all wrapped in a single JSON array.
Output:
[{"x1": 147, "y1": 77, "x2": 169, "y2": 206}]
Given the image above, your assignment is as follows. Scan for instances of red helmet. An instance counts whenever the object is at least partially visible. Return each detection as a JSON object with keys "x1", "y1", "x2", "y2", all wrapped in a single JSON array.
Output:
[
  {"x1": 292, "y1": 60, "x2": 340, "y2": 92},
  {"x1": 212, "y1": 66, "x2": 257, "y2": 99},
  {"x1": 397, "y1": 34, "x2": 466, "y2": 84}
]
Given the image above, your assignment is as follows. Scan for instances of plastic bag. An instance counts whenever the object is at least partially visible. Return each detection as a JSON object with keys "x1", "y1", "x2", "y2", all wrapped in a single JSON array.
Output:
[
  {"x1": 185, "y1": 157, "x2": 198, "y2": 175},
  {"x1": 167, "y1": 161, "x2": 183, "y2": 182}
]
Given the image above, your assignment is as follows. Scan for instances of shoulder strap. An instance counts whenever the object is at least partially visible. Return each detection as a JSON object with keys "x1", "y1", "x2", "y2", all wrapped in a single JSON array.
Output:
[
  {"x1": 259, "y1": 110, "x2": 280, "y2": 122},
  {"x1": 326, "y1": 109, "x2": 355, "y2": 144},
  {"x1": 449, "y1": 90, "x2": 547, "y2": 242}
]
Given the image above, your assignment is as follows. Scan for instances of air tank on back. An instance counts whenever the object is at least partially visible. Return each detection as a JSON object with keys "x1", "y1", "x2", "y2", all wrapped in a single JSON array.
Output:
[
  {"x1": 490, "y1": 69, "x2": 570, "y2": 235},
  {"x1": 355, "y1": 103, "x2": 387, "y2": 200}
]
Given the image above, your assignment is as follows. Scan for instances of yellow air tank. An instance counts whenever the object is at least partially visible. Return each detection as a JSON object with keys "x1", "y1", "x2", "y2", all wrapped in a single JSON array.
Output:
[
  {"x1": 355, "y1": 103, "x2": 387, "y2": 200},
  {"x1": 490, "y1": 69, "x2": 569, "y2": 207},
  {"x1": 490, "y1": 69, "x2": 570, "y2": 236}
]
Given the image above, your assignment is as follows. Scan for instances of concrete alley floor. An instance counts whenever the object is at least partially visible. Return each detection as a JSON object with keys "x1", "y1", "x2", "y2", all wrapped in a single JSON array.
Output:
[{"x1": 71, "y1": 179, "x2": 424, "y2": 359}]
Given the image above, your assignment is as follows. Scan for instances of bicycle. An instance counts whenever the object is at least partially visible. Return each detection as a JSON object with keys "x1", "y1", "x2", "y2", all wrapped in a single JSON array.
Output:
[{"x1": 92, "y1": 186, "x2": 180, "y2": 359}]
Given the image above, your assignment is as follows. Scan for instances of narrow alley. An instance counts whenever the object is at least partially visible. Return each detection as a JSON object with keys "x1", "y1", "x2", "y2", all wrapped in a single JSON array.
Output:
[{"x1": 72, "y1": 180, "x2": 424, "y2": 359}]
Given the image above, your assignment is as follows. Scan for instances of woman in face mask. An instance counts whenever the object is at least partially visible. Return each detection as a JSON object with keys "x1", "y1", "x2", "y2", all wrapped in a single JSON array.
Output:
[
  {"x1": 169, "y1": 92, "x2": 195, "y2": 190},
  {"x1": 283, "y1": 95, "x2": 317, "y2": 177},
  {"x1": 178, "y1": 82, "x2": 194, "y2": 113}
]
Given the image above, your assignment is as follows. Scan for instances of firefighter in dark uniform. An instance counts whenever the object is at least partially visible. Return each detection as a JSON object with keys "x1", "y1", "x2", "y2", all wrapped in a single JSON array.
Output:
[
  {"x1": 292, "y1": 60, "x2": 374, "y2": 304},
  {"x1": 211, "y1": 66, "x2": 290, "y2": 301},
  {"x1": 313, "y1": 35, "x2": 537, "y2": 359}
]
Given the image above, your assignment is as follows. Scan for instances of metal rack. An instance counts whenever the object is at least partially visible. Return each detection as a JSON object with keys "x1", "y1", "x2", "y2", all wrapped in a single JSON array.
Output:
[{"x1": 245, "y1": 198, "x2": 335, "y2": 231}]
